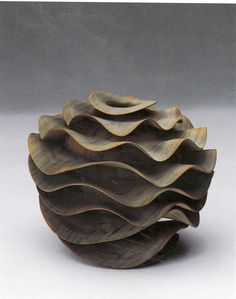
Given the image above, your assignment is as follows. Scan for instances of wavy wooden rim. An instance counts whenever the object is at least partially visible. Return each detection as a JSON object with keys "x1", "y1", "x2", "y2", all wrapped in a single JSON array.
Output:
[{"x1": 88, "y1": 90, "x2": 157, "y2": 115}]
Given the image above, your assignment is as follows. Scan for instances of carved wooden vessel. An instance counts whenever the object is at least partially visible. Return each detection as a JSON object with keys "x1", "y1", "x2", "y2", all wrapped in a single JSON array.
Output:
[{"x1": 28, "y1": 91, "x2": 216, "y2": 268}]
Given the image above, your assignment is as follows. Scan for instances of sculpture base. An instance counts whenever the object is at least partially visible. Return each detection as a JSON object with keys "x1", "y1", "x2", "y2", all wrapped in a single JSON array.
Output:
[{"x1": 60, "y1": 233, "x2": 180, "y2": 269}]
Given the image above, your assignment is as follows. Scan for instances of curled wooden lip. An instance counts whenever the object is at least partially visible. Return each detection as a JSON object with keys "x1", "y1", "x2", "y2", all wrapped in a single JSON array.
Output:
[
  {"x1": 88, "y1": 90, "x2": 158, "y2": 115},
  {"x1": 28, "y1": 91, "x2": 216, "y2": 268}
]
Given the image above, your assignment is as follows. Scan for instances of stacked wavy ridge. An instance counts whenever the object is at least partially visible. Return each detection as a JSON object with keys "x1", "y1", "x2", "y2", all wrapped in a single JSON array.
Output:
[{"x1": 28, "y1": 91, "x2": 216, "y2": 268}]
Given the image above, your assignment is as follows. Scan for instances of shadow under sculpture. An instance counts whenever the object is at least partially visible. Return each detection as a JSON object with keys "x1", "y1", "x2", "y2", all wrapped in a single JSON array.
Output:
[{"x1": 28, "y1": 90, "x2": 216, "y2": 269}]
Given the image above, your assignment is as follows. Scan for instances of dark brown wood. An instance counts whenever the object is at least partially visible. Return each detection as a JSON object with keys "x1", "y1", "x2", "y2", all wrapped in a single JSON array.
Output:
[
  {"x1": 28, "y1": 90, "x2": 216, "y2": 268},
  {"x1": 59, "y1": 221, "x2": 186, "y2": 269}
]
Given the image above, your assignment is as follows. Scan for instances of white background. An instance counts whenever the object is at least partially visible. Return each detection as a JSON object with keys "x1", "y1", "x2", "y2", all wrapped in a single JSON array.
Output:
[{"x1": 0, "y1": 106, "x2": 235, "y2": 299}]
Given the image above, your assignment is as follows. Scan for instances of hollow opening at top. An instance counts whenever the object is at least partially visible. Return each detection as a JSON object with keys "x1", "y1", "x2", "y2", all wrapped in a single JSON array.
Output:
[{"x1": 106, "y1": 100, "x2": 135, "y2": 108}]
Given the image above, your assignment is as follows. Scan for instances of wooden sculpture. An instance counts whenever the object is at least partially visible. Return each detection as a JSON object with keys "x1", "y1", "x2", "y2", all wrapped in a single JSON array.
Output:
[{"x1": 28, "y1": 91, "x2": 216, "y2": 268}]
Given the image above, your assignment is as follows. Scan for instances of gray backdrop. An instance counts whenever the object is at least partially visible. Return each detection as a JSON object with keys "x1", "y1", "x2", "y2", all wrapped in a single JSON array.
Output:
[{"x1": 0, "y1": 3, "x2": 235, "y2": 113}]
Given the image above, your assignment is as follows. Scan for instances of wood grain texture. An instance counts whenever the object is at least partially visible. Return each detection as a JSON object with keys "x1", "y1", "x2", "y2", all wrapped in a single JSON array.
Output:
[
  {"x1": 59, "y1": 221, "x2": 187, "y2": 269},
  {"x1": 28, "y1": 90, "x2": 216, "y2": 268},
  {"x1": 62, "y1": 100, "x2": 184, "y2": 134},
  {"x1": 88, "y1": 90, "x2": 158, "y2": 115}
]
